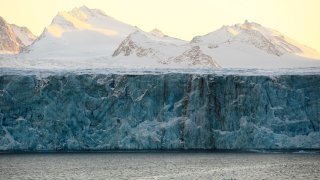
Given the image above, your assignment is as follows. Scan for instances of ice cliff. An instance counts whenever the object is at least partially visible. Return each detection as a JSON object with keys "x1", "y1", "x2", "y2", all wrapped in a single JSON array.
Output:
[{"x1": 0, "y1": 73, "x2": 319, "y2": 151}]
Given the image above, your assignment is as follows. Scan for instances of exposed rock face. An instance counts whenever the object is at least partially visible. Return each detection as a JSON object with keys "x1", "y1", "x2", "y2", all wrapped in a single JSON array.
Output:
[
  {"x1": 113, "y1": 31, "x2": 221, "y2": 68},
  {"x1": 0, "y1": 17, "x2": 36, "y2": 54},
  {"x1": 174, "y1": 46, "x2": 221, "y2": 67},
  {"x1": 10, "y1": 24, "x2": 36, "y2": 46},
  {"x1": 0, "y1": 17, "x2": 21, "y2": 54},
  {"x1": 112, "y1": 33, "x2": 156, "y2": 58},
  {"x1": 0, "y1": 73, "x2": 319, "y2": 151}
]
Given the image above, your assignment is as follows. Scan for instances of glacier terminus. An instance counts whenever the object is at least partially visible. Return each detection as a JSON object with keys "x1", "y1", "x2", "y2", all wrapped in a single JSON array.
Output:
[{"x1": 0, "y1": 69, "x2": 319, "y2": 151}]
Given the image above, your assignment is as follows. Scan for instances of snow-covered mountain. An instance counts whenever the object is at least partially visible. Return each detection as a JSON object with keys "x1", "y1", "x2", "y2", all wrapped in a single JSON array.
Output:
[
  {"x1": 191, "y1": 20, "x2": 320, "y2": 68},
  {"x1": 1, "y1": 7, "x2": 320, "y2": 69},
  {"x1": 113, "y1": 29, "x2": 186, "y2": 59},
  {"x1": 111, "y1": 20, "x2": 320, "y2": 69},
  {"x1": 112, "y1": 29, "x2": 220, "y2": 68},
  {"x1": 22, "y1": 6, "x2": 138, "y2": 59},
  {"x1": 0, "y1": 16, "x2": 36, "y2": 54},
  {"x1": 10, "y1": 24, "x2": 36, "y2": 46}
]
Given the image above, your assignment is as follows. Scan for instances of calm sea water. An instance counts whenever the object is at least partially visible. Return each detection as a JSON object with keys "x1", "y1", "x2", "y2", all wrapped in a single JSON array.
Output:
[{"x1": 0, "y1": 152, "x2": 319, "y2": 180}]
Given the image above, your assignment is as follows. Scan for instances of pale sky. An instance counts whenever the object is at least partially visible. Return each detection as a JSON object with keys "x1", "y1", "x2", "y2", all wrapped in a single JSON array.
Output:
[{"x1": 1, "y1": 0, "x2": 319, "y2": 52}]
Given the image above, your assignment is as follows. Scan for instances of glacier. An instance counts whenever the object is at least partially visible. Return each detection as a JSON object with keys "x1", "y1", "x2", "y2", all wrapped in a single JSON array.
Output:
[{"x1": 0, "y1": 70, "x2": 320, "y2": 151}]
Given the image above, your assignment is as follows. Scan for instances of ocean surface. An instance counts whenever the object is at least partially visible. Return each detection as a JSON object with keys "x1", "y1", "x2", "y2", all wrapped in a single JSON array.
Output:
[{"x1": 0, "y1": 152, "x2": 319, "y2": 180}]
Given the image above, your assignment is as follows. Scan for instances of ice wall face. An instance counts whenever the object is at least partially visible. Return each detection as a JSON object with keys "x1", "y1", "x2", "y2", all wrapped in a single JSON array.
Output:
[{"x1": 0, "y1": 74, "x2": 319, "y2": 151}]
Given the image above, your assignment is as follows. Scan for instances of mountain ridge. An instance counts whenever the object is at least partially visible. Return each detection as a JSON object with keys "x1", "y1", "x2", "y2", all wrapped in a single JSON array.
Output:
[
  {"x1": 191, "y1": 20, "x2": 320, "y2": 59},
  {"x1": 112, "y1": 29, "x2": 221, "y2": 68},
  {"x1": 21, "y1": 5, "x2": 138, "y2": 59},
  {"x1": 0, "y1": 16, "x2": 36, "y2": 54},
  {"x1": 1, "y1": 6, "x2": 320, "y2": 69}
]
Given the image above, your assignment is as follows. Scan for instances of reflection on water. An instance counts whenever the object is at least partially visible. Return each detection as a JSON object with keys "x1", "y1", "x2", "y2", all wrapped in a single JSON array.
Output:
[{"x1": 0, "y1": 152, "x2": 319, "y2": 180}]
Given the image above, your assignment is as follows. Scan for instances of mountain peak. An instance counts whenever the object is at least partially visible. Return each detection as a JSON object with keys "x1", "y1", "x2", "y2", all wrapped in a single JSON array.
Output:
[
  {"x1": 150, "y1": 28, "x2": 166, "y2": 38},
  {"x1": 79, "y1": 5, "x2": 90, "y2": 11},
  {"x1": 10, "y1": 24, "x2": 36, "y2": 46},
  {"x1": 47, "y1": 6, "x2": 114, "y2": 37},
  {"x1": 70, "y1": 5, "x2": 106, "y2": 17},
  {"x1": 0, "y1": 16, "x2": 20, "y2": 54},
  {"x1": 191, "y1": 21, "x2": 320, "y2": 59},
  {"x1": 0, "y1": 16, "x2": 36, "y2": 54},
  {"x1": 23, "y1": 6, "x2": 138, "y2": 59},
  {"x1": 240, "y1": 20, "x2": 261, "y2": 29},
  {"x1": 52, "y1": 5, "x2": 107, "y2": 25}
]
